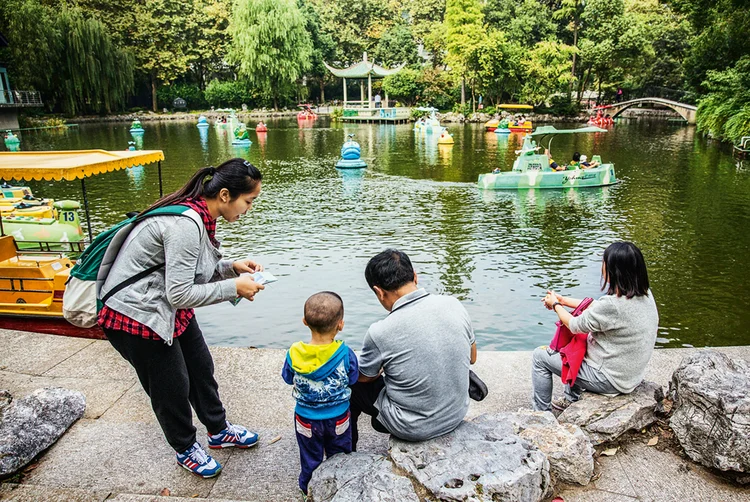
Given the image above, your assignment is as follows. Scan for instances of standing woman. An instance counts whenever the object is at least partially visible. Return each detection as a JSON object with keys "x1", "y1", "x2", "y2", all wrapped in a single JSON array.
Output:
[
  {"x1": 533, "y1": 241, "x2": 659, "y2": 412},
  {"x1": 98, "y1": 158, "x2": 265, "y2": 478}
]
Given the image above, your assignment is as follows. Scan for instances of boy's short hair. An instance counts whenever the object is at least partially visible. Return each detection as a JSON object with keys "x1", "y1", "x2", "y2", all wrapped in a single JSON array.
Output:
[
  {"x1": 572, "y1": 152, "x2": 581, "y2": 162},
  {"x1": 304, "y1": 292, "x2": 344, "y2": 333},
  {"x1": 365, "y1": 249, "x2": 414, "y2": 292}
]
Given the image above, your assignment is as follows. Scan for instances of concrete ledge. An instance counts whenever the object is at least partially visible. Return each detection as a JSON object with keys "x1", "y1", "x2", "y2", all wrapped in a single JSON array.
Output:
[{"x1": 1, "y1": 328, "x2": 749, "y2": 502}]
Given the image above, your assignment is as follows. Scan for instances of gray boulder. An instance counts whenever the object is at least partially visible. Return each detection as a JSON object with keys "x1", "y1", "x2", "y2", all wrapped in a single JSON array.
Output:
[
  {"x1": 0, "y1": 388, "x2": 86, "y2": 477},
  {"x1": 390, "y1": 416, "x2": 551, "y2": 501},
  {"x1": 0, "y1": 390, "x2": 12, "y2": 418},
  {"x1": 670, "y1": 350, "x2": 750, "y2": 473},
  {"x1": 308, "y1": 452, "x2": 419, "y2": 502},
  {"x1": 488, "y1": 410, "x2": 593, "y2": 486},
  {"x1": 558, "y1": 381, "x2": 664, "y2": 445}
]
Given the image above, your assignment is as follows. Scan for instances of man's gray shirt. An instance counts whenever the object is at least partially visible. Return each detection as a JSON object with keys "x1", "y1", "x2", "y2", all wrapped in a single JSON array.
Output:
[{"x1": 359, "y1": 288, "x2": 475, "y2": 441}]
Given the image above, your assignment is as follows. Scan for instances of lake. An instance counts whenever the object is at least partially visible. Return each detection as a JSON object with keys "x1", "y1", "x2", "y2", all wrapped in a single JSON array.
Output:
[{"x1": 6, "y1": 117, "x2": 749, "y2": 350}]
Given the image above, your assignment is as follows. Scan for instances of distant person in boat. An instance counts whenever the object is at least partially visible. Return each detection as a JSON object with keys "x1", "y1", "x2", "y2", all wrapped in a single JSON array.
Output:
[
  {"x1": 350, "y1": 249, "x2": 477, "y2": 450},
  {"x1": 545, "y1": 149, "x2": 564, "y2": 171},
  {"x1": 567, "y1": 152, "x2": 582, "y2": 170},
  {"x1": 533, "y1": 241, "x2": 659, "y2": 413},
  {"x1": 580, "y1": 155, "x2": 600, "y2": 169},
  {"x1": 98, "y1": 159, "x2": 266, "y2": 479}
]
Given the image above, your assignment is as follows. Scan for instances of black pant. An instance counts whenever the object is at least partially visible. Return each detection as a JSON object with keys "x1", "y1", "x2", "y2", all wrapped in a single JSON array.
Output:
[
  {"x1": 104, "y1": 317, "x2": 227, "y2": 453},
  {"x1": 349, "y1": 377, "x2": 389, "y2": 450}
]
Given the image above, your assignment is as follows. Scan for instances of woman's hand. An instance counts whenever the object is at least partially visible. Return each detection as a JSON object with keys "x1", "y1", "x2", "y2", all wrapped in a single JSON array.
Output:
[
  {"x1": 542, "y1": 290, "x2": 559, "y2": 309},
  {"x1": 235, "y1": 275, "x2": 265, "y2": 301},
  {"x1": 233, "y1": 258, "x2": 263, "y2": 274}
]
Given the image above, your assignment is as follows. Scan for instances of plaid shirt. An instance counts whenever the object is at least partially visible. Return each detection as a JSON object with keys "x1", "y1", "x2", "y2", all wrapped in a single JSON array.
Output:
[{"x1": 98, "y1": 197, "x2": 220, "y2": 340}]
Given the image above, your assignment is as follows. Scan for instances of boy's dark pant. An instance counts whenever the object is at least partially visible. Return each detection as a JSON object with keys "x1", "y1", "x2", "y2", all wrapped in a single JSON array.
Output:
[
  {"x1": 295, "y1": 410, "x2": 352, "y2": 493},
  {"x1": 349, "y1": 377, "x2": 390, "y2": 450},
  {"x1": 103, "y1": 317, "x2": 227, "y2": 453}
]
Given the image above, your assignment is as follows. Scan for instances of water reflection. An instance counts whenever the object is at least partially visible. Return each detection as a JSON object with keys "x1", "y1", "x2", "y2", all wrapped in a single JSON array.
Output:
[{"x1": 14, "y1": 119, "x2": 750, "y2": 351}]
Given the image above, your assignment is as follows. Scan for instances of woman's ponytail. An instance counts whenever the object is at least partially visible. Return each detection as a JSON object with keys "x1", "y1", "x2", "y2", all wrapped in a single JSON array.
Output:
[{"x1": 143, "y1": 159, "x2": 262, "y2": 214}]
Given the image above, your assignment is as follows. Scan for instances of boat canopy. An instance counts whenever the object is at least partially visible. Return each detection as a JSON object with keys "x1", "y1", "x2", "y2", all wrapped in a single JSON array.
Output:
[
  {"x1": 498, "y1": 104, "x2": 533, "y2": 110},
  {"x1": 0, "y1": 149, "x2": 165, "y2": 181},
  {"x1": 530, "y1": 125, "x2": 608, "y2": 136}
]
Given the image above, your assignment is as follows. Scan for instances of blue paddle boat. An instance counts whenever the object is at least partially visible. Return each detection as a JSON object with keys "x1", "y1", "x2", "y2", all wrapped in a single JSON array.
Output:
[{"x1": 336, "y1": 134, "x2": 367, "y2": 169}]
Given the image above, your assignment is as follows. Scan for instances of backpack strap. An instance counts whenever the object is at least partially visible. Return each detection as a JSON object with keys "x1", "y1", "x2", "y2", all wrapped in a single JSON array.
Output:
[{"x1": 99, "y1": 206, "x2": 202, "y2": 306}]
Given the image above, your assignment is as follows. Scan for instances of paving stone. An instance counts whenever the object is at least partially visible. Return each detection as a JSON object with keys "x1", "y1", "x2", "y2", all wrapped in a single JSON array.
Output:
[
  {"x1": 0, "y1": 330, "x2": 93, "y2": 376},
  {"x1": 0, "y1": 483, "x2": 109, "y2": 501}
]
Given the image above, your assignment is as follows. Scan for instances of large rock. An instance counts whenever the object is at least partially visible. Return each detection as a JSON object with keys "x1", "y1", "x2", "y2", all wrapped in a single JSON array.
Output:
[
  {"x1": 389, "y1": 416, "x2": 551, "y2": 501},
  {"x1": 558, "y1": 381, "x2": 664, "y2": 445},
  {"x1": 0, "y1": 388, "x2": 86, "y2": 477},
  {"x1": 308, "y1": 452, "x2": 419, "y2": 502},
  {"x1": 486, "y1": 411, "x2": 593, "y2": 486},
  {"x1": 0, "y1": 390, "x2": 12, "y2": 418},
  {"x1": 669, "y1": 350, "x2": 750, "y2": 473}
]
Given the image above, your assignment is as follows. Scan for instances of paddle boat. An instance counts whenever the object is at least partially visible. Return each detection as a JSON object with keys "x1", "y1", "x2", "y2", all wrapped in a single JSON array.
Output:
[
  {"x1": 485, "y1": 104, "x2": 533, "y2": 132},
  {"x1": 587, "y1": 109, "x2": 614, "y2": 128},
  {"x1": 196, "y1": 115, "x2": 210, "y2": 128},
  {"x1": 231, "y1": 123, "x2": 252, "y2": 147},
  {"x1": 0, "y1": 149, "x2": 167, "y2": 339},
  {"x1": 413, "y1": 107, "x2": 441, "y2": 134},
  {"x1": 336, "y1": 134, "x2": 367, "y2": 169},
  {"x1": 129, "y1": 119, "x2": 145, "y2": 134},
  {"x1": 485, "y1": 119, "x2": 500, "y2": 132},
  {"x1": 255, "y1": 122, "x2": 268, "y2": 133},
  {"x1": 437, "y1": 128, "x2": 454, "y2": 145},
  {"x1": 4, "y1": 131, "x2": 20, "y2": 150},
  {"x1": 478, "y1": 125, "x2": 616, "y2": 190},
  {"x1": 494, "y1": 119, "x2": 512, "y2": 135},
  {"x1": 297, "y1": 104, "x2": 317, "y2": 120}
]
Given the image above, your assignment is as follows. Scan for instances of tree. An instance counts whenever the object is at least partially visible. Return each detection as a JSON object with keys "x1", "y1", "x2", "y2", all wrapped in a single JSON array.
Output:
[
  {"x1": 553, "y1": 0, "x2": 585, "y2": 93},
  {"x1": 133, "y1": 0, "x2": 200, "y2": 111},
  {"x1": 469, "y1": 31, "x2": 525, "y2": 105},
  {"x1": 521, "y1": 40, "x2": 576, "y2": 105},
  {"x1": 483, "y1": 0, "x2": 557, "y2": 48},
  {"x1": 382, "y1": 68, "x2": 424, "y2": 105},
  {"x1": 299, "y1": 0, "x2": 337, "y2": 103},
  {"x1": 445, "y1": 0, "x2": 485, "y2": 108},
  {"x1": 191, "y1": 0, "x2": 233, "y2": 89},
  {"x1": 696, "y1": 56, "x2": 750, "y2": 143},
  {"x1": 229, "y1": 0, "x2": 313, "y2": 110},
  {"x1": 373, "y1": 24, "x2": 421, "y2": 67}
]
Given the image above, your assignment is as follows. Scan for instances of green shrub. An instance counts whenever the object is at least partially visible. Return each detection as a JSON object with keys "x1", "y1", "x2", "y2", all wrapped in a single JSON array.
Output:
[
  {"x1": 383, "y1": 69, "x2": 424, "y2": 106},
  {"x1": 205, "y1": 80, "x2": 259, "y2": 108},
  {"x1": 157, "y1": 83, "x2": 206, "y2": 110},
  {"x1": 330, "y1": 107, "x2": 343, "y2": 121}
]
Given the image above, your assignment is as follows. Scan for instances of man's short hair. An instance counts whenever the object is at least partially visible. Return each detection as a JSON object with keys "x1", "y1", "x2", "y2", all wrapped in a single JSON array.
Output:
[
  {"x1": 304, "y1": 292, "x2": 344, "y2": 333},
  {"x1": 365, "y1": 249, "x2": 414, "y2": 292},
  {"x1": 572, "y1": 152, "x2": 581, "y2": 162}
]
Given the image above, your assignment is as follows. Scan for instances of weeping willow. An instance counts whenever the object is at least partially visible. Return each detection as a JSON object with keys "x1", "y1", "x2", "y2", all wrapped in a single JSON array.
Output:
[{"x1": 53, "y1": 7, "x2": 135, "y2": 116}]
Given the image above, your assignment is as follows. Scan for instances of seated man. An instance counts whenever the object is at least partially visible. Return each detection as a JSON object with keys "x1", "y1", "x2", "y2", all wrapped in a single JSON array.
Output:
[
  {"x1": 580, "y1": 154, "x2": 600, "y2": 169},
  {"x1": 350, "y1": 249, "x2": 477, "y2": 449}
]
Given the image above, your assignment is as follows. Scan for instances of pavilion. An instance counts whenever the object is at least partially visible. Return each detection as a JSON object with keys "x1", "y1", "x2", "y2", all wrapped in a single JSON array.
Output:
[{"x1": 324, "y1": 52, "x2": 404, "y2": 109}]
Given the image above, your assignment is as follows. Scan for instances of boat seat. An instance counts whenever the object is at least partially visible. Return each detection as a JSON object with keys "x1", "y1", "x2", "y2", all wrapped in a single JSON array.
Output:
[{"x1": 0, "y1": 236, "x2": 18, "y2": 262}]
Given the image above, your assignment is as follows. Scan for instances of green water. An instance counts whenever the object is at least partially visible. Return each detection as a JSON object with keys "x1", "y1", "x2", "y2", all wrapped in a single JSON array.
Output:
[{"x1": 4, "y1": 119, "x2": 749, "y2": 350}]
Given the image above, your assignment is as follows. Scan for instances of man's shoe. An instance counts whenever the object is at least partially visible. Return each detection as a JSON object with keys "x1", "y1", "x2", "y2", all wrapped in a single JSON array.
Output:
[
  {"x1": 176, "y1": 442, "x2": 222, "y2": 478},
  {"x1": 207, "y1": 421, "x2": 259, "y2": 449},
  {"x1": 551, "y1": 397, "x2": 575, "y2": 413}
]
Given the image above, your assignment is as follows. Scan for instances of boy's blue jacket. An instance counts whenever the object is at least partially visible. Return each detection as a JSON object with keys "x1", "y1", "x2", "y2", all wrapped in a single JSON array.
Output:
[{"x1": 282, "y1": 340, "x2": 359, "y2": 420}]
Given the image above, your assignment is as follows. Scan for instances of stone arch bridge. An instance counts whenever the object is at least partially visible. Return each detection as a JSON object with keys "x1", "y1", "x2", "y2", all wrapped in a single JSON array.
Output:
[{"x1": 600, "y1": 98, "x2": 697, "y2": 124}]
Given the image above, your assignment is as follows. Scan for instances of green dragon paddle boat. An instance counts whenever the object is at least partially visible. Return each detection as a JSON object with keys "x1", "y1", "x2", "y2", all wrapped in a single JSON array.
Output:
[{"x1": 478, "y1": 125, "x2": 616, "y2": 190}]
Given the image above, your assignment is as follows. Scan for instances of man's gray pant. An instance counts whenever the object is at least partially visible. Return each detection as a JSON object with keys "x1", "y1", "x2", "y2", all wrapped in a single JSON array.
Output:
[{"x1": 531, "y1": 346, "x2": 618, "y2": 412}]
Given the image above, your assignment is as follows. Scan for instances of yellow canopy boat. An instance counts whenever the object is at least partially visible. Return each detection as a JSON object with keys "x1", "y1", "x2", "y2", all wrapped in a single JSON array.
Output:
[{"x1": 0, "y1": 149, "x2": 165, "y2": 338}]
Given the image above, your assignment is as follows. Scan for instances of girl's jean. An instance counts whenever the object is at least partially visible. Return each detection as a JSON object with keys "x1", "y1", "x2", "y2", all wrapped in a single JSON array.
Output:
[{"x1": 531, "y1": 346, "x2": 619, "y2": 411}]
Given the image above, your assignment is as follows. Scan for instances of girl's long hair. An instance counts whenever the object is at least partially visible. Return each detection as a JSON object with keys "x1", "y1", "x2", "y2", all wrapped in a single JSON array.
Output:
[
  {"x1": 601, "y1": 241, "x2": 650, "y2": 298},
  {"x1": 143, "y1": 158, "x2": 262, "y2": 213}
]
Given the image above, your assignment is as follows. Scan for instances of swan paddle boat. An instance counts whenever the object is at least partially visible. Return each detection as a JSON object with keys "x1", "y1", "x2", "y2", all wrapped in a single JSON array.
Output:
[
  {"x1": 336, "y1": 134, "x2": 367, "y2": 169},
  {"x1": 231, "y1": 123, "x2": 252, "y2": 146},
  {"x1": 478, "y1": 125, "x2": 616, "y2": 190},
  {"x1": 255, "y1": 122, "x2": 268, "y2": 133},
  {"x1": 129, "y1": 119, "x2": 145, "y2": 134},
  {"x1": 4, "y1": 131, "x2": 20, "y2": 149},
  {"x1": 494, "y1": 118, "x2": 512, "y2": 135},
  {"x1": 437, "y1": 128, "x2": 454, "y2": 145},
  {"x1": 196, "y1": 116, "x2": 210, "y2": 128}
]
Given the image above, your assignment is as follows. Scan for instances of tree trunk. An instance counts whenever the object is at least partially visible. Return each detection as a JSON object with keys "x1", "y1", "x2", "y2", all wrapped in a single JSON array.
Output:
[
  {"x1": 320, "y1": 78, "x2": 325, "y2": 103},
  {"x1": 151, "y1": 74, "x2": 158, "y2": 112},
  {"x1": 274, "y1": 94, "x2": 279, "y2": 111},
  {"x1": 461, "y1": 77, "x2": 466, "y2": 109}
]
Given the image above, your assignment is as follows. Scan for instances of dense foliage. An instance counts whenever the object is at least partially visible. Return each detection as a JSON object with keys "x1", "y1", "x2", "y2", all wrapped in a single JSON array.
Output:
[{"x1": 0, "y1": 0, "x2": 746, "y2": 140}]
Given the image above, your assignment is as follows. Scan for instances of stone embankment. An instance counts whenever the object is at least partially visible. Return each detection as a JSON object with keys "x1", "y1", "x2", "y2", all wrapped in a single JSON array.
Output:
[{"x1": 1, "y1": 329, "x2": 748, "y2": 502}]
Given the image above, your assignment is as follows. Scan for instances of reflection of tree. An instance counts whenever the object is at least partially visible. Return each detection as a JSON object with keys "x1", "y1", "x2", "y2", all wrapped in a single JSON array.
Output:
[{"x1": 431, "y1": 186, "x2": 477, "y2": 300}]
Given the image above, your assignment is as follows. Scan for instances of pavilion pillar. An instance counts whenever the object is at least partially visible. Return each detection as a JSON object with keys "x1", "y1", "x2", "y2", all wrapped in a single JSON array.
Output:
[
  {"x1": 360, "y1": 81, "x2": 364, "y2": 107},
  {"x1": 385, "y1": 90, "x2": 389, "y2": 108},
  {"x1": 343, "y1": 77, "x2": 347, "y2": 107},
  {"x1": 368, "y1": 73, "x2": 372, "y2": 109}
]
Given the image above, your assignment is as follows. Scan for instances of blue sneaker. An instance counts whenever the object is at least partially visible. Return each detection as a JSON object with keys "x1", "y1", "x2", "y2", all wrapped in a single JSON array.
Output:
[
  {"x1": 176, "y1": 442, "x2": 222, "y2": 478},
  {"x1": 207, "y1": 421, "x2": 259, "y2": 449}
]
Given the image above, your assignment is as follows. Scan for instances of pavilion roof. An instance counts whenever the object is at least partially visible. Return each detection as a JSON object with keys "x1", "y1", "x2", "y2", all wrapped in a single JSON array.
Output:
[{"x1": 324, "y1": 60, "x2": 404, "y2": 79}]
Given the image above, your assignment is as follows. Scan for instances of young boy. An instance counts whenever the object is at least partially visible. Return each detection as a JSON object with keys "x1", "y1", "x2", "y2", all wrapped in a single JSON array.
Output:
[{"x1": 282, "y1": 291, "x2": 358, "y2": 496}]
